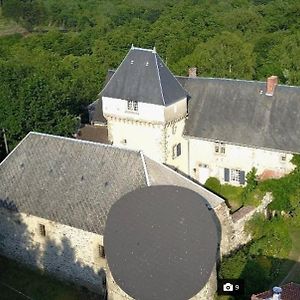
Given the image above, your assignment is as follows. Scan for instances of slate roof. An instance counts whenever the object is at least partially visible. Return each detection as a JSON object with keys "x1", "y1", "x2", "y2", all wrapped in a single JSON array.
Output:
[
  {"x1": 90, "y1": 65, "x2": 300, "y2": 153},
  {"x1": 0, "y1": 132, "x2": 223, "y2": 235},
  {"x1": 100, "y1": 47, "x2": 187, "y2": 106},
  {"x1": 178, "y1": 77, "x2": 300, "y2": 153},
  {"x1": 104, "y1": 186, "x2": 218, "y2": 300}
]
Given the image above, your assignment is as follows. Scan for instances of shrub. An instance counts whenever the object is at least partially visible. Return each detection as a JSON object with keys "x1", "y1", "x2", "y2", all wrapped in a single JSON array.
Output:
[{"x1": 205, "y1": 177, "x2": 222, "y2": 194}]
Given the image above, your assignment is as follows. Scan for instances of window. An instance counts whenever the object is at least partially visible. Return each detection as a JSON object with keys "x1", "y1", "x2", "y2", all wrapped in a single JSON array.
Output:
[
  {"x1": 215, "y1": 142, "x2": 226, "y2": 154},
  {"x1": 39, "y1": 224, "x2": 46, "y2": 237},
  {"x1": 281, "y1": 154, "x2": 287, "y2": 161},
  {"x1": 224, "y1": 168, "x2": 245, "y2": 184},
  {"x1": 172, "y1": 125, "x2": 177, "y2": 135},
  {"x1": 127, "y1": 100, "x2": 138, "y2": 112},
  {"x1": 172, "y1": 143, "x2": 181, "y2": 159},
  {"x1": 230, "y1": 169, "x2": 241, "y2": 182},
  {"x1": 220, "y1": 143, "x2": 226, "y2": 154},
  {"x1": 99, "y1": 245, "x2": 105, "y2": 258}
]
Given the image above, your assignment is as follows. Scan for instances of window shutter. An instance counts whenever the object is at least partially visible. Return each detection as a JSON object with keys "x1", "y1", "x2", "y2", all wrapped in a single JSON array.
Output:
[
  {"x1": 224, "y1": 168, "x2": 229, "y2": 182},
  {"x1": 239, "y1": 171, "x2": 245, "y2": 185}
]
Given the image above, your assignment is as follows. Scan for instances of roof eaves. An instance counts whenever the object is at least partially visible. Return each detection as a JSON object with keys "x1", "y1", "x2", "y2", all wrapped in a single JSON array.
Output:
[
  {"x1": 184, "y1": 133, "x2": 299, "y2": 155},
  {"x1": 154, "y1": 53, "x2": 166, "y2": 106},
  {"x1": 99, "y1": 49, "x2": 133, "y2": 97},
  {"x1": 140, "y1": 151, "x2": 150, "y2": 186}
]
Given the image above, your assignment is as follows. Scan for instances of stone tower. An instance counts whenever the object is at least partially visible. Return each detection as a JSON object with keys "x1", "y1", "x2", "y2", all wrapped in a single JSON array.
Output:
[{"x1": 98, "y1": 46, "x2": 189, "y2": 173}]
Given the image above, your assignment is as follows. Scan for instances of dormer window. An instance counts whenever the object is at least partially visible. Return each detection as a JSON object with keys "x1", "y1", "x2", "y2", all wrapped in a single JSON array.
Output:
[{"x1": 127, "y1": 100, "x2": 138, "y2": 112}]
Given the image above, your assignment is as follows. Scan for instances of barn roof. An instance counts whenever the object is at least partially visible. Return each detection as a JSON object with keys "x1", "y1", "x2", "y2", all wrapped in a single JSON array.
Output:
[
  {"x1": 100, "y1": 47, "x2": 187, "y2": 106},
  {"x1": 0, "y1": 132, "x2": 223, "y2": 235}
]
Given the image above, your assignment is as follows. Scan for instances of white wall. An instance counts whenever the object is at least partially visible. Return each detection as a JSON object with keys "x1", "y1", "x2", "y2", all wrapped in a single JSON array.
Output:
[
  {"x1": 165, "y1": 118, "x2": 189, "y2": 174},
  {"x1": 106, "y1": 117, "x2": 166, "y2": 163},
  {"x1": 103, "y1": 97, "x2": 165, "y2": 123},
  {"x1": 187, "y1": 137, "x2": 295, "y2": 185}
]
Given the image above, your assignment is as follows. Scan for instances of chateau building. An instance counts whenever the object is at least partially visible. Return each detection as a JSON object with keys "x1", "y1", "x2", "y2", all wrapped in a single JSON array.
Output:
[
  {"x1": 0, "y1": 132, "x2": 229, "y2": 300},
  {"x1": 89, "y1": 46, "x2": 300, "y2": 186}
]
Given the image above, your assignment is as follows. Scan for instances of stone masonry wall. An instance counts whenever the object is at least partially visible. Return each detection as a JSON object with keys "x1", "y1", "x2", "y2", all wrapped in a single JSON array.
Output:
[{"x1": 0, "y1": 208, "x2": 107, "y2": 294}]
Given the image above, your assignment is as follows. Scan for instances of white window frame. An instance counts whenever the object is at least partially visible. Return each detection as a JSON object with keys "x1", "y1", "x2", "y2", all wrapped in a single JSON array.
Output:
[
  {"x1": 230, "y1": 169, "x2": 241, "y2": 182},
  {"x1": 214, "y1": 142, "x2": 226, "y2": 154},
  {"x1": 127, "y1": 100, "x2": 138, "y2": 112}
]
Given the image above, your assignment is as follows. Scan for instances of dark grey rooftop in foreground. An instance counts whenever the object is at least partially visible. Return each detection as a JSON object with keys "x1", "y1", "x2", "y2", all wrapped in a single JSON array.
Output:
[
  {"x1": 104, "y1": 186, "x2": 219, "y2": 300},
  {"x1": 0, "y1": 132, "x2": 223, "y2": 235},
  {"x1": 101, "y1": 47, "x2": 187, "y2": 106}
]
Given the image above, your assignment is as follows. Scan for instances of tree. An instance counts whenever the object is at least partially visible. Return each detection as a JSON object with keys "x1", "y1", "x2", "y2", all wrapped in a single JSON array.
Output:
[{"x1": 176, "y1": 32, "x2": 256, "y2": 79}]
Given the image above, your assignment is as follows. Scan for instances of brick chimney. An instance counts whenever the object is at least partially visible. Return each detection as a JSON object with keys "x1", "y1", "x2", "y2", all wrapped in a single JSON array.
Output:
[
  {"x1": 266, "y1": 75, "x2": 278, "y2": 96},
  {"x1": 188, "y1": 67, "x2": 197, "y2": 78}
]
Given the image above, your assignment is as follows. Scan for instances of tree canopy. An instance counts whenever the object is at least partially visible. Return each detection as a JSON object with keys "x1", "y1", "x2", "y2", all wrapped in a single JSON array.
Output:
[{"x1": 0, "y1": 0, "x2": 300, "y2": 153}]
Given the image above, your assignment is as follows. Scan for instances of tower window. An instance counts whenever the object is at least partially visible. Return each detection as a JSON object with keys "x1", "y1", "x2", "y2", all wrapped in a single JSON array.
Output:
[
  {"x1": 39, "y1": 224, "x2": 46, "y2": 237},
  {"x1": 127, "y1": 100, "x2": 138, "y2": 112},
  {"x1": 172, "y1": 143, "x2": 181, "y2": 159}
]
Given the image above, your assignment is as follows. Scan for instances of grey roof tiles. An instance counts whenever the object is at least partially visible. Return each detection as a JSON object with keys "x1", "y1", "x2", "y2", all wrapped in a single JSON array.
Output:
[
  {"x1": 178, "y1": 77, "x2": 300, "y2": 153},
  {"x1": 0, "y1": 132, "x2": 223, "y2": 235},
  {"x1": 91, "y1": 58, "x2": 300, "y2": 153},
  {"x1": 100, "y1": 47, "x2": 187, "y2": 106}
]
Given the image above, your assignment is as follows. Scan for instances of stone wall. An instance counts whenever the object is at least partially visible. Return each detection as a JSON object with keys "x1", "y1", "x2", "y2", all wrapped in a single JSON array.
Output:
[
  {"x1": 0, "y1": 208, "x2": 107, "y2": 295},
  {"x1": 106, "y1": 264, "x2": 217, "y2": 300},
  {"x1": 217, "y1": 193, "x2": 273, "y2": 256}
]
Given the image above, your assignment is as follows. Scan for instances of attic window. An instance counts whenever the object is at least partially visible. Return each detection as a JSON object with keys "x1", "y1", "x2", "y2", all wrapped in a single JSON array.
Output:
[
  {"x1": 39, "y1": 224, "x2": 46, "y2": 237},
  {"x1": 127, "y1": 100, "x2": 138, "y2": 112}
]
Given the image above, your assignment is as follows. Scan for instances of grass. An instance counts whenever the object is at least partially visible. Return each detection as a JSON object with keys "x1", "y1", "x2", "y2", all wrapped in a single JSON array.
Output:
[
  {"x1": 205, "y1": 177, "x2": 264, "y2": 212},
  {"x1": 0, "y1": 8, "x2": 27, "y2": 37},
  {"x1": 279, "y1": 227, "x2": 300, "y2": 284},
  {"x1": 0, "y1": 255, "x2": 99, "y2": 300}
]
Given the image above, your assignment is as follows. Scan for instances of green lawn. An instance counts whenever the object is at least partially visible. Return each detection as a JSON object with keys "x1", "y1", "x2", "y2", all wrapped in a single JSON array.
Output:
[
  {"x1": 0, "y1": 255, "x2": 100, "y2": 300},
  {"x1": 279, "y1": 227, "x2": 300, "y2": 284},
  {"x1": 204, "y1": 177, "x2": 263, "y2": 212}
]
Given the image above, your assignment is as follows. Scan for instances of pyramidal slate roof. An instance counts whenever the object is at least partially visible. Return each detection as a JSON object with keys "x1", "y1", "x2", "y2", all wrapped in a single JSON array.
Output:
[
  {"x1": 100, "y1": 46, "x2": 188, "y2": 106},
  {"x1": 177, "y1": 77, "x2": 300, "y2": 153},
  {"x1": 0, "y1": 132, "x2": 223, "y2": 235}
]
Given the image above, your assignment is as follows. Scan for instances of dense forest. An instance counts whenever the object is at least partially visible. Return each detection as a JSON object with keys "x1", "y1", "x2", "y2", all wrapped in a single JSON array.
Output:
[
  {"x1": 1, "y1": 1, "x2": 300, "y2": 298},
  {"x1": 1, "y1": 0, "x2": 300, "y2": 156}
]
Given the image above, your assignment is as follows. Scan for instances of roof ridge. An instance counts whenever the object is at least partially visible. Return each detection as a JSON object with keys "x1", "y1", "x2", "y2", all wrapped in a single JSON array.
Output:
[
  {"x1": 140, "y1": 151, "x2": 150, "y2": 186},
  {"x1": 176, "y1": 75, "x2": 300, "y2": 89},
  {"x1": 21, "y1": 132, "x2": 142, "y2": 154},
  {"x1": 154, "y1": 53, "x2": 166, "y2": 105}
]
